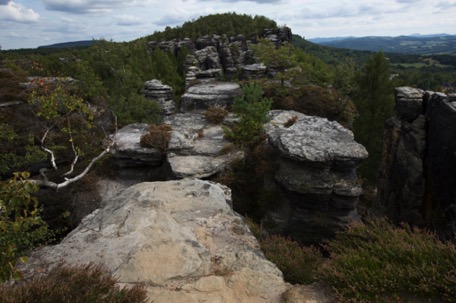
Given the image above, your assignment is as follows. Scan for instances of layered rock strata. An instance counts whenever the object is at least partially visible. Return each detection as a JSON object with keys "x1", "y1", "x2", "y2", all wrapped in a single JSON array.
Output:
[
  {"x1": 180, "y1": 82, "x2": 242, "y2": 111},
  {"x1": 264, "y1": 110, "x2": 368, "y2": 244},
  {"x1": 376, "y1": 87, "x2": 456, "y2": 238},
  {"x1": 143, "y1": 79, "x2": 176, "y2": 115}
]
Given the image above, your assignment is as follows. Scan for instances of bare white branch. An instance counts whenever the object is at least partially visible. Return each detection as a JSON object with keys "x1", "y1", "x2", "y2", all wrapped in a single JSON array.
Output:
[
  {"x1": 31, "y1": 111, "x2": 118, "y2": 190},
  {"x1": 62, "y1": 119, "x2": 79, "y2": 177}
]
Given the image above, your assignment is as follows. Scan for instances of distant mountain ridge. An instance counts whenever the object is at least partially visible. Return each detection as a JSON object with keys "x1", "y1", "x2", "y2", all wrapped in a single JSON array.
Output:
[
  {"x1": 38, "y1": 40, "x2": 96, "y2": 49},
  {"x1": 309, "y1": 34, "x2": 456, "y2": 55}
]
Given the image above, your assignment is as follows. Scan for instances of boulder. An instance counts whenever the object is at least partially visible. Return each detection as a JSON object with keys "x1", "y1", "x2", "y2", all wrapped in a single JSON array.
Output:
[
  {"x1": 164, "y1": 112, "x2": 243, "y2": 179},
  {"x1": 180, "y1": 82, "x2": 242, "y2": 111},
  {"x1": 110, "y1": 123, "x2": 163, "y2": 167},
  {"x1": 21, "y1": 179, "x2": 296, "y2": 303},
  {"x1": 264, "y1": 110, "x2": 368, "y2": 244}
]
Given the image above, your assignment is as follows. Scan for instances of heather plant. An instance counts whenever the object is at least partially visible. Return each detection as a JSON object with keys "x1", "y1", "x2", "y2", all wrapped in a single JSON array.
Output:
[
  {"x1": 0, "y1": 263, "x2": 147, "y2": 303},
  {"x1": 204, "y1": 105, "x2": 228, "y2": 124},
  {"x1": 318, "y1": 217, "x2": 456, "y2": 302},
  {"x1": 244, "y1": 218, "x2": 324, "y2": 285},
  {"x1": 140, "y1": 124, "x2": 172, "y2": 153},
  {"x1": 259, "y1": 234, "x2": 324, "y2": 285}
]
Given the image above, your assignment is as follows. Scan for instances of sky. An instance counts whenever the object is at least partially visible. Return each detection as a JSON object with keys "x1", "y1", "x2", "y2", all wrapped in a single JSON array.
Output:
[{"x1": 1, "y1": 0, "x2": 455, "y2": 50}]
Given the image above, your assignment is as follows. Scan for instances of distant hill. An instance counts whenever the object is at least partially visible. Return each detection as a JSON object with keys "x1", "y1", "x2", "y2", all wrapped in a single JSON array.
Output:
[
  {"x1": 38, "y1": 40, "x2": 96, "y2": 49},
  {"x1": 310, "y1": 34, "x2": 456, "y2": 55}
]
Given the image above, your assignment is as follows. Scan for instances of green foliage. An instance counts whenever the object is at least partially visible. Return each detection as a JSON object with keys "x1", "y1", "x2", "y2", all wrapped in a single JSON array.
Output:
[
  {"x1": 0, "y1": 172, "x2": 53, "y2": 282},
  {"x1": 271, "y1": 85, "x2": 357, "y2": 129},
  {"x1": 139, "y1": 124, "x2": 172, "y2": 153},
  {"x1": 319, "y1": 218, "x2": 456, "y2": 302},
  {"x1": 224, "y1": 82, "x2": 272, "y2": 148},
  {"x1": 0, "y1": 263, "x2": 148, "y2": 303},
  {"x1": 352, "y1": 52, "x2": 394, "y2": 183},
  {"x1": 86, "y1": 40, "x2": 181, "y2": 125},
  {"x1": 204, "y1": 106, "x2": 228, "y2": 124},
  {"x1": 0, "y1": 124, "x2": 46, "y2": 175},
  {"x1": 146, "y1": 13, "x2": 277, "y2": 41}
]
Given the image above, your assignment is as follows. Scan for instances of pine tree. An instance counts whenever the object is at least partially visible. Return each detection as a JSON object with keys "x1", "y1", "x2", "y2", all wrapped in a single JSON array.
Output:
[{"x1": 353, "y1": 52, "x2": 394, "y2": 183}]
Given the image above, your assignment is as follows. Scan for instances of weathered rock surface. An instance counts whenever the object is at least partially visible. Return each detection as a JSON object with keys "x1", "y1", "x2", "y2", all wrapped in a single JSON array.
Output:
[
  {"x1": 264, "y1": 110, "x2": 368, "y2": 244},
  {"x1": 165, "y1": 112, "x2": 243, "y2": 179},
  {"x1": 143, "y1": 79, "x2": 176, "y2": 115},
  {"x1": 110, "y1": 123, "x2": 163, "y2": 167},
  {"x1": 180, "y1": 82, "x2": 242, "y2": 111},
  {"x1": 148, "y1": 27, "x2": 291, "y2": 85},
  {"x1": 376, "y1": 87, "x2": 456, "y2": 238},
  {"x1": 21, "y1": 179, "x2": 320, "y2": 302}
]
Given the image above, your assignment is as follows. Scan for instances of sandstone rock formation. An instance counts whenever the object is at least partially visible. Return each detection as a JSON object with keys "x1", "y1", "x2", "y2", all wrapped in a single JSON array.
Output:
[
  {"x1": 165, "y1": 112, "x2": 243, "y2": 179},
  {"x1": 21, "y1": 179, "x2": 318, "y2": 303},
  {"x1": 376, "y1": 87, "x2": 456, "y2": 238},
  {"x1": 143, "y1": 79, "x2": 176, "y2": 115},
  {"x1": 180, "y1": 82, "x2": 242, "y2": 111},
  {"x1": 148, "y1": 27, "x2": 291, "y2": 85},
  {"x1": 110, "y1": 113, "x2": 242, "y2": 180},
  {"x1": 264, "y1": 110, "x2": 368, "y2": 244}
]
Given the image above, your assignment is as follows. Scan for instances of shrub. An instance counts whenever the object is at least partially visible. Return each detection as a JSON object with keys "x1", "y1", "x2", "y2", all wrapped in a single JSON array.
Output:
[
  {"x1": 223, "y1": 82, "x2": 272, "y2": 148},
  {"x1": 140, "y1": 124, "x2": 172, "y2": 153},
  {"x1": 0, "y1": 263, "x2": 148, "y2": 303},
  {"x1": 269, "y1": 85, "x2": 357, "y2": 129},
  {"x1": 259, "y1": 234, "x2": 324, "y2": 285},
  {"x1": 204, "y1": 106, "x2": 228, "y2": 124},
  {"x1": 0, "y1": 172, "x2": 53, "y2": 282},
  {"x1": 318, "y1": 218, "x2": 456, "y2": 302}
]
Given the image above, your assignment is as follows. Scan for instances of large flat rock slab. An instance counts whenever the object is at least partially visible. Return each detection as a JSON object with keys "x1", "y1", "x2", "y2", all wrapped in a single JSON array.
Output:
[{"x1": 21, "y1": 179, "x2": 295, "y2": 302}]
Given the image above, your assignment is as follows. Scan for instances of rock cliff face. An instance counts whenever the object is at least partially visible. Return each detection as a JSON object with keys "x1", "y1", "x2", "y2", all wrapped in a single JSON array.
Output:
[
  {"x1": 149, "y1": 27, "x2": 291, "y2": 86},
  {"x1": 376, "y1": 87, "x2": 456, "y2": 238},
  {"x1": 264, "y1": 110, "x2": 368, "y2": 244},
  {"x1": 22, "y1": 179, "x2": 325, "y2": 303}
]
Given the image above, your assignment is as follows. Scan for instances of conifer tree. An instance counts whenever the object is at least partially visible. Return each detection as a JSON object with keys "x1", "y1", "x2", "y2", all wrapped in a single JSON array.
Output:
[{"x1": 353, "y1": 52, "x2": 394, "y2": 183}]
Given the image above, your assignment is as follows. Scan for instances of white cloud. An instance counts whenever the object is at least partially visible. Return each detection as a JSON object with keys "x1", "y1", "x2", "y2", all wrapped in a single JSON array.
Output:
[
  {"x1": 42, "y1": 0, "x2": 124, "y2": 14},
  {"x1": 0, "y1": 1, "x2": 40, "y2": 22},
  {"x1": 41, "y1": 0, "x2": 156, "y2": 14}
]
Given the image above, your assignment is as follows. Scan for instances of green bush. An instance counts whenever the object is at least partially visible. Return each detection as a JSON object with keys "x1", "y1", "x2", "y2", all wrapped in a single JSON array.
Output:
[
  {"x1": 224, "y1": 82, "x2": 272, "y2": 148},
  {"x1": 0, "y1": 172, "x2": 53, "y2": 282},
  {"x1": 319, "y1": 218, "x2": 456, "y2": 302},
  {"x1": 0, "y1": 263, "x2": 147, "y2": 303}
]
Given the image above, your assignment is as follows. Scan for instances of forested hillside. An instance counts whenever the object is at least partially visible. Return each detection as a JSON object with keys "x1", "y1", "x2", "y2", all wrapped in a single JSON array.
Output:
[{"x1": 312, "y1": 34, "x2": 456, "y2": 55}]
